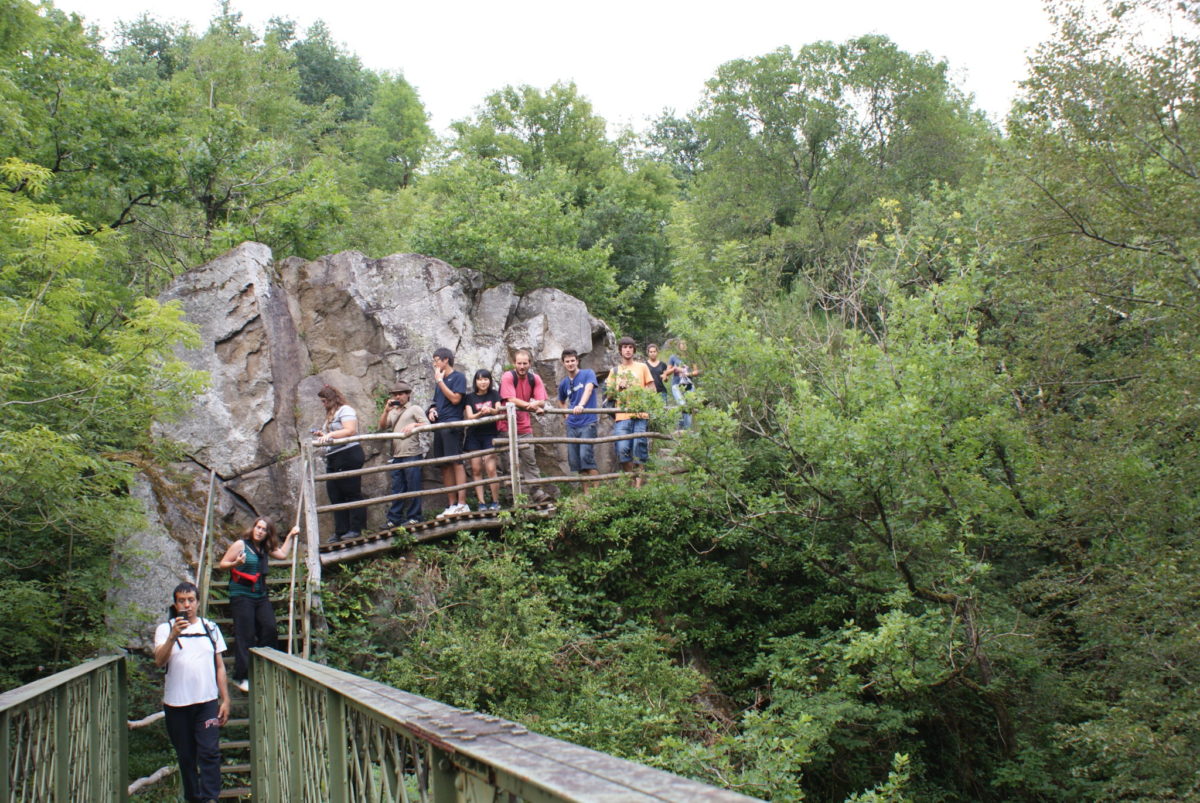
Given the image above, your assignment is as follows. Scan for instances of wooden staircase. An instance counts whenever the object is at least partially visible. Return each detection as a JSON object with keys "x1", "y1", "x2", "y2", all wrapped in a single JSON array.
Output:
[{"x1": 206, "y1": 574, "x2": 298, "y2": 800}]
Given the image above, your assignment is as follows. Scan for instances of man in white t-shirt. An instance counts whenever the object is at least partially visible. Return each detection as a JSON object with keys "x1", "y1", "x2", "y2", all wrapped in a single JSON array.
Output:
[{"x1": 154, "y1": 582, "x2": 230, "y2": 803}]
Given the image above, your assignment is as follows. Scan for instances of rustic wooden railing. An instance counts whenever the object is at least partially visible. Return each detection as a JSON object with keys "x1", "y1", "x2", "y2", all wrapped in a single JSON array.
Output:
[{"x1": 305, "y1": 403, "x2": 672, "y2": 523}]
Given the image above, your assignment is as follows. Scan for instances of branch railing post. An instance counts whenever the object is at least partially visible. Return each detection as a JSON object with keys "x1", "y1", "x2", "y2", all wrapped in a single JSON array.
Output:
[
  {"x1": 197, "y1": 468, "x2": 217, "y2": 619},
  {"x1": 287, "y1": 458, "x2": 306, "y2": 656},
  {"x1": 300, "y1": 441, "x2": 323, "y2": 659},
  {"x1": 506, "y1": 402, "x2": 520, "y2": 501}
]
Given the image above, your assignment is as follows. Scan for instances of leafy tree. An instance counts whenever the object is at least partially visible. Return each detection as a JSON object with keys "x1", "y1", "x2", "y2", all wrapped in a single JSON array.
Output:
[
  {"x1": 451, "y1": 81, "x2": 618, "y2": 184},
  {"x1": 0, "y1": 159, "x2": 203, "y2": 688},
  {"x1": 645, "y1": 109, "x2": 706, "y2": 187},
  {"x1": 403, "y1": 159, "x2": 624, "y2": 319},
  {"x1": 679, "y1": 36, "x2": 993, "y2": 298},
  {"x1": 112, "y1": 14, "x2": 195, "y2": 80},
  {"x1": 988, "y1": 1, "x2": 1200, "y2": 796},
  {"x1": 448, "y1": 82, "x2": 676, "y2": 335},
  {"x1": 284, "y1": 19, "x2": 378, "y2": 121},
  {"x1": 351, "y1": 73, "x2": 433, "y2": 190}
]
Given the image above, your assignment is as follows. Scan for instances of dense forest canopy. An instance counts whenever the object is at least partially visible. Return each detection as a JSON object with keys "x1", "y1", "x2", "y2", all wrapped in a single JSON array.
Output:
[{"x1": 3, "y1": 0, "x2": 1199, "y2": 799}]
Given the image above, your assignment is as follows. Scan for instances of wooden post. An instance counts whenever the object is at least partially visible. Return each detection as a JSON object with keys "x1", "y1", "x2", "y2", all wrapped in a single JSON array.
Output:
[
  {"x1": 286, "y1": 468, "x2": 304, "y2": 656},
  {"x1": 300, "y1": 441, "x2": 324, "y2": 660},
  {"x1": 507, "y1": 402, "x2": 520, "y2": 502},
  {"x1": 197, "y1": 469, "x2": 217, "y2": 619}
]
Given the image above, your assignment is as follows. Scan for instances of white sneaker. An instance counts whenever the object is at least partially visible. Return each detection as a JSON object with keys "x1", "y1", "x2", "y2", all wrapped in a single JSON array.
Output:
[
  {"x1": 456, "y1": 503, "x2": 471, "y2": 514},
  {"x1": 437, "y1": 506, "x2": 455, "y2": 519},
  {"x1": 235, "y1": 678, "x2": 249, "y2": 693}
]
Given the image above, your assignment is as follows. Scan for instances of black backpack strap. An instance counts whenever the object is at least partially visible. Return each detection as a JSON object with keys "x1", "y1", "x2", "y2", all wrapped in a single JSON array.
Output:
[{"x1": 199, "y1": 618, "x2": 221, "y2": 685}]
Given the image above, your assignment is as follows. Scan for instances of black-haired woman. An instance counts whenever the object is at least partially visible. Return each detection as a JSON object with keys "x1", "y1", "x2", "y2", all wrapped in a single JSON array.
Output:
[{"x1": 217, "y1": 517, "x2": 299, "y2": 693}]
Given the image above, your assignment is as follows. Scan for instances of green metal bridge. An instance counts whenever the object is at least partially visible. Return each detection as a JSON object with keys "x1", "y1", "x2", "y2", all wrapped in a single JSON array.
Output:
[{"x1": 0, "y1": 649, "x2": 757, "y2": 802}]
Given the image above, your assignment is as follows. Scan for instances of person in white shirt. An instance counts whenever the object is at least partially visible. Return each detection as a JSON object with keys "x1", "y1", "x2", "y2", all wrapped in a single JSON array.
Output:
[{"x1": 153, "y1": 582, "x2": 230, "y2": 803}]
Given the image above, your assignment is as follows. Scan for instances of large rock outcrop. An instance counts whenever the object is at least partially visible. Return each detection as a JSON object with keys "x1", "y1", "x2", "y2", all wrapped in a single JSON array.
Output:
[{"x1": 112, "y1": 243, "x2": 617, "y2": 641}]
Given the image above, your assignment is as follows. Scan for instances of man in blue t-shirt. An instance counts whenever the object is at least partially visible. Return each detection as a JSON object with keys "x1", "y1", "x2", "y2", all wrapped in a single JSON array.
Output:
[
  {"x1": 667, "y1": 339, "x2": 700, "y2": 430},
  {"x1": 557, "y1": 349, "x2": 599, "y2": 491},
  {"x1": 426, "y1": 347, "x2": 469, "y2": 517}
]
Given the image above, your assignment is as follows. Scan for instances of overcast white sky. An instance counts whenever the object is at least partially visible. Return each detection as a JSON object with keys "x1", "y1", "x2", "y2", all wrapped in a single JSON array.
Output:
[{"x1": 56, "y1": 0, "x2": 1060, "y2": 135}]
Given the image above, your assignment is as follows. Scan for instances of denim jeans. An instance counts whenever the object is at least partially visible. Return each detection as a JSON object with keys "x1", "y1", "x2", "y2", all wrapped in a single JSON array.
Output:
[
  {"x1": 387, "y1": 455, "x2": 422, "y2": 523},
  {"x1": 566, "y1": 422, "x2": 598, "y2": 472},
  {"x1": 671, "y1": 383, "x2": 693, "y2": 430},
  {"x1": 612, "y1": 418, "x2": 648, "y2": 464}
]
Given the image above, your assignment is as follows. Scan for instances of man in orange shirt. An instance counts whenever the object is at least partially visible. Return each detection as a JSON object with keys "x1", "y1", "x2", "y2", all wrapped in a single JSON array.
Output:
[{"x1": 606, "y1": 336, "x2": 655, "y2": 487}]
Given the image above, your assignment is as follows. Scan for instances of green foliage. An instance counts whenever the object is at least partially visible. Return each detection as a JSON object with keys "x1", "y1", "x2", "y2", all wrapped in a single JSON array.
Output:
[
  {"x1": 285, "y1": 19, "x2": 378, "y2": 120},
  {"x1": 0, "y1": 161, "x2": 203, "y2": 685},
  {"x1": 1, "y1": 0, "x2": 1197, "y2": 798},
  {"x1": 403, "y1": 159, "x2": 624, "y2": 320},
  {"x1": 447, "y1": 82, "x2": 676, "y2": 336},
  {"x1": 677, "y1": 35, "x2": 993, "y2": 300},
  {"x1": 451, "y1": 82, "x2": 618, "y2": 181},
  {"x1": 351, "y1": 73, "x2": 433, "y2": 190},
  {"x1": 322, "y1": 538, "x2": 706, "y2": 758}
]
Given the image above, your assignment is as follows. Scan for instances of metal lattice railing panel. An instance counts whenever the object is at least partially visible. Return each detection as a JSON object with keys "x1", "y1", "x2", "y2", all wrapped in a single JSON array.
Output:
[
  {"x1": 6, "y1": 694, "x2": 56, "y2": 802},
  {"x1": 0, "y1": 655, "x2": 126, "y2": 803},
  {"x1": 298, "y1": 677, "x2": 331, "y2": 801},
  {"x1": 250, "y1": 647, "x2": 760, "y2": 803},
  {"x1": 344, "y1": 703, "x2": 427, "y2": 803}
]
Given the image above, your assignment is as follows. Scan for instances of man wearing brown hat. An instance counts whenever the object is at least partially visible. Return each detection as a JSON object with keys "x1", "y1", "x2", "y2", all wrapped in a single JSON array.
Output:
[{"x1": 378, "y1": 382, "x2": 429, "y2": 527}]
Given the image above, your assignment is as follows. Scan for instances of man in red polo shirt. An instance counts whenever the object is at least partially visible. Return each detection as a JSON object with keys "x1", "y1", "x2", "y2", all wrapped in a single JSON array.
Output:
[{"x1": 498, "y1": 348, "x2": 550, "y2": 503}]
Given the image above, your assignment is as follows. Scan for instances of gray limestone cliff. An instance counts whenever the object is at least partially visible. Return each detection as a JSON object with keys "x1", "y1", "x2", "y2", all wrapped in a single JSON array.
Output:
[{"x1": 110, "y1": 242, "x2": 617, "y2": 645}]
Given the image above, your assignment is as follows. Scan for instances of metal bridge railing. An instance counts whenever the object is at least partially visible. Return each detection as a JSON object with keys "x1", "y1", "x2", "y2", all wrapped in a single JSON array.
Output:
[
  {"x1": 0, "y1": 655, "x2": 127, "y2": 803},
  {"x1": 250, "y1": 647, "x2": 756, "y2": 803}
]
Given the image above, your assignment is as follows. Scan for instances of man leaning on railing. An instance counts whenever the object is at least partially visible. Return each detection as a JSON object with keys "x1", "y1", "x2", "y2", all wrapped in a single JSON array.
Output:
[
  {"x1": 557, "y1": 349, "x2": 600, "y2": 492},
  {"x1": 379, "y1": 381, "x2": 429, "y2": 527},
  {"x1": 498, "y1": 348, "x2": 551, "y2": 503}
]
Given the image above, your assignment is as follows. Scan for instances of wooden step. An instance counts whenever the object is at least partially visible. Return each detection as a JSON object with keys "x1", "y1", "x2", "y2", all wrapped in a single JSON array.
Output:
[
  {"x1": 221, "y1": 739, "x2": 250, "y2": 750},
  {"x1": 218, "y1": 786, "x2": 251, "y2": 799},
  {"x1": 208, "y1": 574, "x2": 295, "y2": 586},
  {"x1": 221, "y1": 762, "x2": 251, "y2": 774}
]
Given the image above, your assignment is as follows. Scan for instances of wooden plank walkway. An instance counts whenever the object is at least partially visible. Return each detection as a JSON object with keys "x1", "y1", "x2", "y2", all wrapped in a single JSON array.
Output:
[{"x1": 317, "y1": 501, "x2": 557, "y2": 565}]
